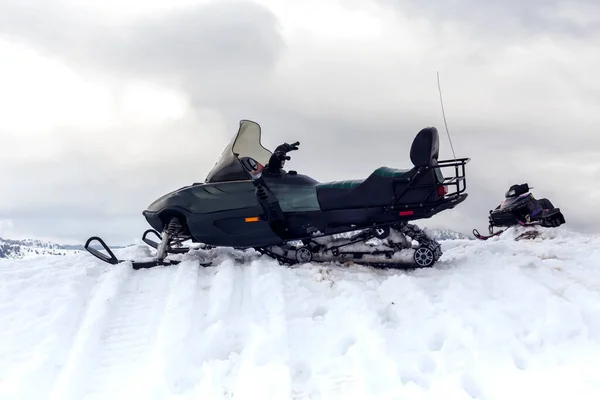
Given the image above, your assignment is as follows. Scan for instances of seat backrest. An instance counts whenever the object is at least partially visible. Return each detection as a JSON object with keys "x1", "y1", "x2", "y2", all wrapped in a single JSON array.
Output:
[{"x1": 410, "y1": 127, "x2": 439, "y2": 167}]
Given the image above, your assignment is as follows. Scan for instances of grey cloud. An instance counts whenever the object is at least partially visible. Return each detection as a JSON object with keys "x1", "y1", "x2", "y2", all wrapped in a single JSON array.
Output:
[
  {"x1": 0, "y1": 0, "x2": 285, "y2": 93},
  {"x1": 378, "y1": 0, "x2": 600, "y2": 39},
  {"x1": 127, "y1": 3, "x2": 283, "y2": 75}
]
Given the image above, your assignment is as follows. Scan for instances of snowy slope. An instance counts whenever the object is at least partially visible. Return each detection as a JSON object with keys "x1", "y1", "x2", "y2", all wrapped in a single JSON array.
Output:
[{"x1": 1, "y1": 226, "x2": 600, "y2": 399}]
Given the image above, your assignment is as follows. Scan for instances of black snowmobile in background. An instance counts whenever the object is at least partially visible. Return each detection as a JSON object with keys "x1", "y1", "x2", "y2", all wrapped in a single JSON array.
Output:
[
  {"x1": 85, "y1": 119, "x2": 470, "y2": 270},
  {"x1": 473, "y1": 183, "x2": 565, "y2": 240}
]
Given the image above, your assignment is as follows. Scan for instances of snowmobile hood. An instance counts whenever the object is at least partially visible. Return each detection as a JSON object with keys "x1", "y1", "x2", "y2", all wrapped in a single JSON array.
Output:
[
  {"x1": 498, "y1": 193, "x2": 532, "y2": 211},
  {"x1": 145, "y1": 186, "x2": 191, "y2": 212}
]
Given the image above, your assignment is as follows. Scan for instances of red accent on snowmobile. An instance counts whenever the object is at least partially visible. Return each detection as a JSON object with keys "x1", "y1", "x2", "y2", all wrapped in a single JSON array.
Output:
[
  {"x1": 472, "y1": 228, "x2": 504, "y2": 240},
  {"x1": 399, "y1": 211, "x2": 414, "y2": 216}
]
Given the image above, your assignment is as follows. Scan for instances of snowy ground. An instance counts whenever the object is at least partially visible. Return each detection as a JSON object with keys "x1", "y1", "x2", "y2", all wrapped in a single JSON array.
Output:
[{"x1": 1, "y1": 226, "x2": 600, "y2": 400}]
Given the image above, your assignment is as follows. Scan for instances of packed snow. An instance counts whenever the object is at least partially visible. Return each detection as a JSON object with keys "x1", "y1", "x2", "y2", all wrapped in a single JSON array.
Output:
[{"x1": 1, "y1": 226, "x2": 600, "y2": 400}]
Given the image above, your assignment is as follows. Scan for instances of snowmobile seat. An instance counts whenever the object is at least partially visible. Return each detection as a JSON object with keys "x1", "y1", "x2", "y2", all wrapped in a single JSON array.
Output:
[
  {"x1": 316, "y1": 127, "x2": 443, "y2": 211},
  {"x1": 317, "y1": 168, "x2": 413, "y2": 191},
  {"x1": 372, "y1": 166, "x2": 414, "y2": 179},
  {"x1": 317, "y1": 179, "x2": 364, "y2": 190}
]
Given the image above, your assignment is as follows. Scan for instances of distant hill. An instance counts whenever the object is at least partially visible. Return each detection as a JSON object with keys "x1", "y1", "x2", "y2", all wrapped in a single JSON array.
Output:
[{"x1": 0, "y1": 237, "x2": 85, "y2": 259}]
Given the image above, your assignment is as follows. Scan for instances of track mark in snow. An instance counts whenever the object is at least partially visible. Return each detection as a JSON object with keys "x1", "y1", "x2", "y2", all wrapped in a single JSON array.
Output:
[
  {"x1": 419, "y1": 355, "x2": 437, "y2": 374},
  {"x1": 311, "y1": 305, "x2": 327, "y2": 321},
  {"x1": 48, "y1": 264, "x2": 134, "y2": 400},
  {"x1": 192, "y1": 258, "x2": 293, "y2": 399},
  {"x1": 461, "y1": 373, "x2": 483, "y2": 399},
  {"x1": 0, "y1": 257, "x2": 124, "y2": 400},
  {"x1": 281, "y1": 265, "x2": 408, "y2": 399},
  {"x1": 80, "y1": 266, "x2": 180, "y2": 398},
  {"x1": 127, "y1": 261, "x2": 216, "y2": 397},
  {"x1": 427, "y1": 330, "x2": 447, "y2": 352}
]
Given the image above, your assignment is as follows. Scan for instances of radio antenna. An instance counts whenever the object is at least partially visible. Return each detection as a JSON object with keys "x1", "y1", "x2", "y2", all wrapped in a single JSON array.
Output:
[{"x1": 437, "y1": 71, "x2": 457, "y2": 160}]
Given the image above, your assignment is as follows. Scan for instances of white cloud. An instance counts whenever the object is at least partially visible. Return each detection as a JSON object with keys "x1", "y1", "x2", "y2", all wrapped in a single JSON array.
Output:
[
  {"x1": 118, "y1": 81, "x2": 191, "y2": 125},
  {"x1": 0, "y1": 39, "x2": 115, "y2": 138}
]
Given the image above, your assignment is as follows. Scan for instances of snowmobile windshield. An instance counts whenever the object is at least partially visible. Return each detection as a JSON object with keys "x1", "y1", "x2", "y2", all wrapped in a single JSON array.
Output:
[
  {"x1": 204, "y1": 120, "x2": 273, "y2": 183},
  {"x1": 498, "y1": 193, "x2": 530, "y2": 210}
]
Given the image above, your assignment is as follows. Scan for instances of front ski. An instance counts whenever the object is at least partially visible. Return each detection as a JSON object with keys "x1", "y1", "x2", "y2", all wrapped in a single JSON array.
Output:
[
  {"x1": 473, "y1": 222, "x2": 547, "y2": 241},
  {"x1": 472, "y1": 228, "x2": 504, "y2": 240},
  {"x1": 85, "y1": 236, "x2": 181, "y2": 270}
]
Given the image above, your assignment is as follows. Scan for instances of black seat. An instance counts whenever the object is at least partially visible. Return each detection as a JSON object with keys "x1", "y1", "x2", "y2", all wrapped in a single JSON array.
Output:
[{"x1": 316, "y1": 127, "x2": 441, "y2": 211}]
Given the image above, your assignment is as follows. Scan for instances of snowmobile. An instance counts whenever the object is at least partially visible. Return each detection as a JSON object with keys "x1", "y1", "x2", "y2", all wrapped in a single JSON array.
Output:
[
  {"x1": 85, "y1": 119, "x2": 470, "y2": 269},
  {"x1": 473, "y1": 183, "x2": 565, "y2": 240}
]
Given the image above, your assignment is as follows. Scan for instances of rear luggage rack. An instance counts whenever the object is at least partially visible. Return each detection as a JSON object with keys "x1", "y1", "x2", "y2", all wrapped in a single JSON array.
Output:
[{"x1": 386, "y1": 157, "x2": 470, "y2": 211}]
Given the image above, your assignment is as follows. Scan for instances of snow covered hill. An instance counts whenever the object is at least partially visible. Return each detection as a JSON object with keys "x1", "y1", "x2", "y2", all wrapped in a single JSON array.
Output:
[
  {"x1": 1, "y1": 226, "x2": 600, "y2": 399},
  {"x1": 0, "y1": 237, "x2": 82, "y2": 259}
]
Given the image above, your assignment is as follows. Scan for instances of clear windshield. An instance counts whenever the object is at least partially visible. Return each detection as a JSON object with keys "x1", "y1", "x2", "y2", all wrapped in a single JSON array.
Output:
[
  {"x1": 204, "y1": 120, "x2": 273, "y2": 183},
  {"x1": 499, "y1": 193, "x2": 531, "y2": 210}
]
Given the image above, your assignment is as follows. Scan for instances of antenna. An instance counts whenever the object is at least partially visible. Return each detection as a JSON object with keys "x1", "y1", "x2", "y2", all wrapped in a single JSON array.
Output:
[{"x1": 437, "y1": 71, "x2": 457, "y2": 160}]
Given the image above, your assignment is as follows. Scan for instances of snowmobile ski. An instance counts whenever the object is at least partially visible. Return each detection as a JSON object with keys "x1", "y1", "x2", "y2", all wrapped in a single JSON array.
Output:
[
  {"x1": 472, "y1": 228, "x2": 504, "y2": 240},
  {"x1": 84, "y1": 236, "x2": 181, "y2": 269}
]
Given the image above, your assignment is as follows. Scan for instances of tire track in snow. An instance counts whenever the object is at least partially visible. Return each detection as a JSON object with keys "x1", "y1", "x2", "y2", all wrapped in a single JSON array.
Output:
[
  {"x1": 77, "y1": 265, "x2": 180, "y2": 399},
  {"x1": 188, "y1": 257, "x2": 293, "y2": 399},
  {"x1": 339, "y1": 286, "x2": 406, "y2": 399},
  {"x1": 190, "y1": 259, "x2": 252, "y2": 397},
  {"x1": 234, "y1": 260, "x2": 292, "y2": 399},
  {"x1": 281, "y1": 265, "x2": 409, "y2": 400},
  {"x1": 126, "y1": 261, "x2": 217, "y2": 398},
  {"x1": 0, "y1": 257, "x2": 127, "y2": 400},
  {"x1": 280, "y1": 265, "x2": 367, "y2": 400},
  {"x1": 48, "y1": 263, "x2": 134, "y2": 400}
]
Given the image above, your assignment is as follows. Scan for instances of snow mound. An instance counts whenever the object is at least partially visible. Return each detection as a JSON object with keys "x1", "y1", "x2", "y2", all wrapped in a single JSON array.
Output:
[{"x1": 1, "y1": 226, "x2": 600, "y2": 399}]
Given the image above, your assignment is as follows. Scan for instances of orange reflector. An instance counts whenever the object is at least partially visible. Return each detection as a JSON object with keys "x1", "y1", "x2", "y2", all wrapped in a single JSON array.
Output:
[
  {"x1": 399, "y1": 210, "x2": 414, "y2": 216},
  {"x1": 245, "y1": 217, "x2": 260, "y2": 222}
]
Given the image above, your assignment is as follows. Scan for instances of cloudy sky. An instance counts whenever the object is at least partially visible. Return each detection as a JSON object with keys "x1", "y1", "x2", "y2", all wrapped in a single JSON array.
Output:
[{"x1": 1, "y1": 0, "x2": 599, "y2": 245}]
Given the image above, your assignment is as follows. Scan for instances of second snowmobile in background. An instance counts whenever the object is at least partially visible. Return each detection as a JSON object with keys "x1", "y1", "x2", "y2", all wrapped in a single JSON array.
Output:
[
  {"x1": 85, "y1": 119, "x2": 470, "y2": 270},
  {"x1": 473, "y1": 183, "x2": 565, "y2": 240}
]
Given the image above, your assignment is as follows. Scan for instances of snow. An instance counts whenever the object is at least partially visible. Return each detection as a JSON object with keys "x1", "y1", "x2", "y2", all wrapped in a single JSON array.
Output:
[
  {"x1": 0, "y1": 237, "x2": 81, "y2": 259},
  {"x1": 1, "y1": 226, "x2": 600, "y2": 399}
]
